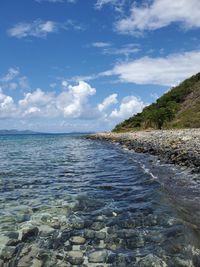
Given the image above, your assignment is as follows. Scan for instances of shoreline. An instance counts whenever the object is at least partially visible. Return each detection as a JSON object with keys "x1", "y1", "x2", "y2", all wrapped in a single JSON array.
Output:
[{"x1": 87, "y1": 129, "x2": 200, "y2": 173}]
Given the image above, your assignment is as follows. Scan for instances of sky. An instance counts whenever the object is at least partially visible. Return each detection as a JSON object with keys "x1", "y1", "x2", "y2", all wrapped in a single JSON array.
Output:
[{"x1": 1, "y1": 0, "x2": 200, "y2": 132}]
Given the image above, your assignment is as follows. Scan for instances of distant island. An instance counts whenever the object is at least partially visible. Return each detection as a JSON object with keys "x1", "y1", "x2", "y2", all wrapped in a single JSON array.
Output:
[
  {"x1": 0, "y1": 130, "x2": 95, "y2": 135},
  {"x1": 0, "y1": 130, "x2": 41, "y2": 135},
  {"x1": 113, "y1": 72, "x2": 200, "y2": 132}
]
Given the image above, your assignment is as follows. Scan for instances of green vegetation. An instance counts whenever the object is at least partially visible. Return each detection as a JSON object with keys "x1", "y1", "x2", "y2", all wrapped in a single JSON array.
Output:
[{"x1": 113, "y1": 72, "x2": 200, "y2": 132}]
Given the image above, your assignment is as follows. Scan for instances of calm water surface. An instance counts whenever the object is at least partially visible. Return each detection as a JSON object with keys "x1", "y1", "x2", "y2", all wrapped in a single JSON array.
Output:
[{"x1": 0, "y1": 134, "x2": 200, "y2": 267}]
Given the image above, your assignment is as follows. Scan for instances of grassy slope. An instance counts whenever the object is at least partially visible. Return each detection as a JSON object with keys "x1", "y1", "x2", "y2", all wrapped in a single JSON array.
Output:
[{"x1": 113, "y1": 72, "x2": 200, "y2": 132}]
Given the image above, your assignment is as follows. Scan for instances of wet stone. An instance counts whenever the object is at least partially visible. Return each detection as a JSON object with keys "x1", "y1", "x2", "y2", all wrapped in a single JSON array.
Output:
[
  {"x1": 51, "y1": 222, "x2": 61, "y2": 229},
  {"x1": 0, "y1": 246, "x2": 16, "y2": 260},
  {"x1": 91, "y1": 222, "x2": 105, "y2": 231},
  {"x1": 112, "y1": 253, "x2": 136, "y2": 267},
  {"x1": 88, "y1": 249, "x2": 108, "y2": 263},
  {"x1": 193, "y1": 254, "x2": 200, "y2": 267},
  {"x1": 95, "y1": 231, "x2": 106, "y2": 240},
  {"x1": 105, "y1": 236, "x2": 121, "y2": 250},
  {"x1": 64, "y1": 241, "x2": 73, "y2": 251},
  {"x1": 66, "y1": 251, "x2": 84, "y2": 265},
  {"x1": 21, "y1": 225, "x2": 39, "y2": 242},
  {"x1": 169, "y1": 257, "x2": 193, "y2": 267},
  {"x1": 125, "y1": 236, "x2": 145, "y2": 249},
  {"x1": 31, "y1": 258, "x2": 43, "y2": 267},
  {"x1": 138, "y1": 254, "x2": 167, "y2": 267},
  {"x1": 6, "y1": 238, "x2": 20, "y2": 246},
  {"x1": 61, "y1": 230, "x2": 72, "y2": 242},
  {"x1": 39, "y1": 225, "x2": 55, "y2": 237},
  {"x1": 70, "y1": 217, "x2": 85, "y2": 230},
  {"x1": 69, "y1": 236, "x2": 86, "y2": 245},
  {"x1": 56, "y1": 253, "x2": 65, "y2": 261},
  {"x1": 84, "y1": 229, "x2": 95, "y2": 239},
  {"x1": 5, "y1": 231, "x2": 19, "y2": 239}
]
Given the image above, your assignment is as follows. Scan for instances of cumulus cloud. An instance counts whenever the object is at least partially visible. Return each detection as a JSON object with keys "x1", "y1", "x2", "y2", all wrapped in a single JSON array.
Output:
[
  {"x1": 102, "y1": 50, "x2": 200, "y2": 86},
  {"x1": 60, "y1": 81, "x2": 96, "y2": 118},
  {"x1": 0, "y1": 91, "x2": 16, "y2": 118},
  {"x1": 0, "y1": 68, "x2": 30, "y2": 91},
  {"x1": 11, "y1": 81, "x2": 96, "y2": 119},
  {"x1": 8, "y1": 19, "x2": 82, "y2": 39},
  {"x1": 116, "y1": 0, "x2": 200, "y2": 35},
  {"x1": 0, "y1": 78, "x2": 146, "y2": 126},
  {"x1": 61, "y1": 80, "x2": 68, "y2": 89},
  {"x1": 110, "y1": 96, "x2": 145, "y2": 119},
  {"x1": 98, "y1": 93, "x2": 118, "y2": 112}
]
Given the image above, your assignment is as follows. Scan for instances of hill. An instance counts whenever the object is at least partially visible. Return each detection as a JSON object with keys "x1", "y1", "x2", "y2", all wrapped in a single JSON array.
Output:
[{"x1": 113, "y1": 72, "x2": 200, "y2": 132}]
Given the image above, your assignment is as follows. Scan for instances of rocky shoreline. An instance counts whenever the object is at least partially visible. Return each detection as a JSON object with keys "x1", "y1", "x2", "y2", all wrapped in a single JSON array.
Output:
[{"x1": 88, "y1": 129, "x2": 200, "y2": 172}]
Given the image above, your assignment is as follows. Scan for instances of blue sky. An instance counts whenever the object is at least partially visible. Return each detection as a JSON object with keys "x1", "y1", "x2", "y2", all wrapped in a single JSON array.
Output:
[{"x1": 1, "y1": 0, "x2": 200, "y2": 132}]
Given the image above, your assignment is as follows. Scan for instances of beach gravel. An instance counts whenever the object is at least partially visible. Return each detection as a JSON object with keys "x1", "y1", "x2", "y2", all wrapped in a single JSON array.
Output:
[{"x1": 88, "y1": 129, "x2": 200, "y2": 172}]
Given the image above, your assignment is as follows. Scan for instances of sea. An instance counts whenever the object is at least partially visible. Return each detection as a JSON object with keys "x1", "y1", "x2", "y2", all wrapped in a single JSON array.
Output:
[{"x1": 0, "y1": 134, "x2": 200, "y2": 267}]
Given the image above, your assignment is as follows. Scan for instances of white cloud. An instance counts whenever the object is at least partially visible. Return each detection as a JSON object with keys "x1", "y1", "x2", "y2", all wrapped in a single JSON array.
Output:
[
  {"x1": 16, "y1": 81, "x2": 96, "y2": 119},
  {"x1": 102, "y1": 50, "x2": 200, "y2": 86},
  {"x1": 8, "y1": 20, "x2": 57, "y2": 39},
  {"x1": 8, "y1": 83, "x2": 18, "y2": 90},
  {"x1": 116, "y1": 0, "x2": 200, "y2": 35},
  {"x1": 110, "y1": 96, "x2": 145, "y2": 119},
  {"x1": 60, "y1": 81, "x2": 96, "y2": 118},
  {"x1": 0, "y1": 68, "x2": 30, "y2": 91},
  {"x1": 102, "y1": 43, "x2": 140, "y2": 57},
  {"x1": 18, "y1": 76, "x2": 30, "y2": 90},
  {"x1": 0, "y1": 68, "x2": 19, "y2": 82},
  {"x1": 7, "y1": 19, "x2": 82, "y2": 39},
  {"x1": 49, "y1": 83, "x2": 57, "y2": 88},
  {"x1": 98, "y1": 93, "x2": 118, "y2": 112},
  {"x1": 91, "y1": 42, "x2": 140, "y2": 59},
  {"x1": 69, "y1": 74, "x2": 98, "y2": 83},
  {"x1": 95, "y1": 0, "x2": 116, "y2": 9},
  {"x1": 0, "y1": 78, "x2": 147, "y2": 131},
  {"x1": 61, "y1": 80, "x2": 68, "y2": 89},
  {"x1": 0, "y1": 91, "x2": 16, "y2": 118},
  {"x1": 92, "y1": 42, "x2": 111, "y2": 48},
  {"x1": 95, "y1": 0, "x2": 126, "y2": 12}
]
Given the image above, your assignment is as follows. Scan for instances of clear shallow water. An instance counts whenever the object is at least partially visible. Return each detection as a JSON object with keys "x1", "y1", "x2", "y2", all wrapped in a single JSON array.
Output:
[{"x1": 0, "y1": 134, "x2": 200, "y2": 267}]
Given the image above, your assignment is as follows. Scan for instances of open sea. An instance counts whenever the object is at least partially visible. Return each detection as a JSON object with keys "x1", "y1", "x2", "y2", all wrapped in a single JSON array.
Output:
[{"x1": 0, "y1": 134, "x2": 200, "y2": 267}]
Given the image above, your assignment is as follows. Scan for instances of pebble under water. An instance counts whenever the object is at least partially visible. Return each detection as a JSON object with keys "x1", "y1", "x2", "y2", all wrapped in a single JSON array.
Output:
[{"x1": 0, "y1": 134, "x2": 200, "y2": 267}]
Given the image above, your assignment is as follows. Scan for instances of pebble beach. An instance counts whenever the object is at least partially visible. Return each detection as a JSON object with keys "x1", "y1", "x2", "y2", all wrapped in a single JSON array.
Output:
[{"x1": 88, "y1": 129, "x2": 200, "y2": 172}]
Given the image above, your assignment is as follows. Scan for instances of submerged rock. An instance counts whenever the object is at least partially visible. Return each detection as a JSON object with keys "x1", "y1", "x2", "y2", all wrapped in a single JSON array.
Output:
[
  {"x1": 138, "y1": 254, "x2": 167, "y2": 267},
  {"x1": 69, "y1": 236, "x2": 86, "y2": 245},
  {"x1": 0, "y1": 246, "x2": 16, "y2": 261},
  {"x1": 20, "y1": 225, "x2": 39, "y2": 242},
  {"x1": 88, "y1": 249, "x2": 108, "y2": 263},
  {"x1": 66, "y1": 250, "x2": 84, "y2": 265}
]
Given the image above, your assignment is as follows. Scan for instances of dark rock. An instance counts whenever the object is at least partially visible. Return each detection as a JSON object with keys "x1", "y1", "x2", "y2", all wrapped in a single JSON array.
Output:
[
  {"x1": 21, "y1": 226, "x2": 39, "y2": 242},
  {"x1": 0, "y1": 246, "x2": 16, "y2": 260}
]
